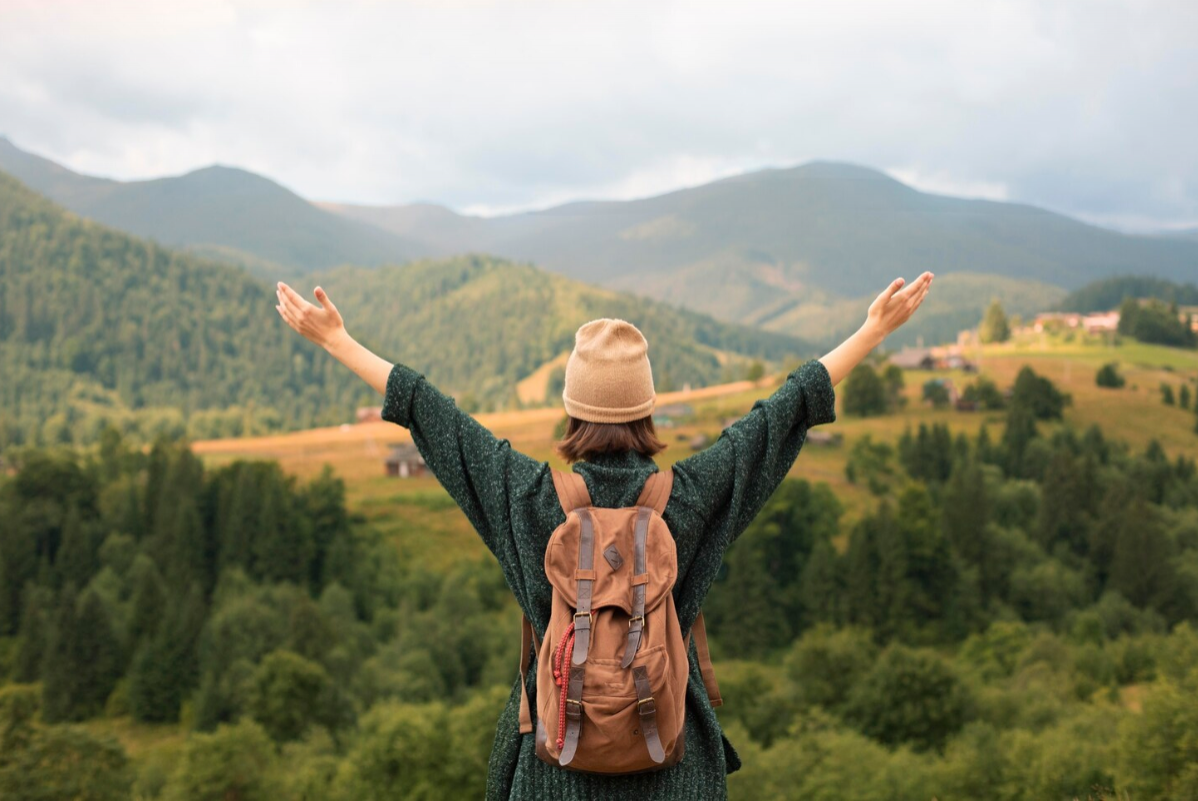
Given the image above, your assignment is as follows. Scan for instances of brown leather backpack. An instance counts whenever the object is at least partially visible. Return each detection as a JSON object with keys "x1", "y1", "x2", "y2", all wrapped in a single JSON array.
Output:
[{"x1": 517, "y1": 466, "x2": 723, "y2": 774}]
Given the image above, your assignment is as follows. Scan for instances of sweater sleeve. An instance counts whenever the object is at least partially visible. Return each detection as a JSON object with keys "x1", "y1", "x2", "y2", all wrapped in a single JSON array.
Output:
[
  {"x1": 380, "y1": 362, "x2": 552, "y2": 562},
  {"x1": 669, "y1": 357, "x2": 837, "y2": 551}
]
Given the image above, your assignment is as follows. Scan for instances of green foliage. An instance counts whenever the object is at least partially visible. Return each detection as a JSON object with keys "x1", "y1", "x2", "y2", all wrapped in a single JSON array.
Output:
[
  {"x1": 1057, "y1": 275, "x2": 1198, "y2": 313},
  {"x1": 841, "y1": 363, "x2": 888, "y2": 417},
  {"x1": 784, "y1": 625, "x2": 879, "y2": 713},
  {"x1": 128, "y1": 582, "x2": 205, "y2": 723},
  {"x1": 961, "y1": 375, "x2": 1006, "y2": 410},
  {"x1": 842, "y1": 644, "x2": 973, "y2": 752},
  {"x1": 1118, "y1": 296, "x2": 1198, "y2": 348},
  {"x1": 332, "y1": 687, "x2": 506, "y2": 801},
  {"x1": 41, "y1": 585, "x2": 121, "y2": 722},
  {"x1": 1010, "y1": 365, "x2": 1070, "y2": 420},
  {"x1": 1096, "y1": 361, "x2": 1125, "y2": 388},
  {"x1": 922, "y1": 379, "x2": 951, "y2": 408},
  {"x1": 844, "y1": 434, "x2": 897, "y2": 496},
  {"x1": 706, "y1": 480, "x2": 843, "y2": 656},
  {"x1": 1118, "y1": 668, "x2": 1198, "y2": 800},
  {"x1": 247, "y1": 649, "x2": 353, "y2": 743},
  {"x1": 979, "y1": 299, "x2": 1011, "y2": 343},
  {"x1": 161, "y1": 718, "x2": 278, "y2": 801},
  {"x1": 0, "y1": 685, "x2": 132, "y2": 801},
  {"x1": 898, "y1": 422, "x2": 954, "y2": 484},
  {"x1": 1162, "y1": 381, "x2": 1176, "y2": 405}
]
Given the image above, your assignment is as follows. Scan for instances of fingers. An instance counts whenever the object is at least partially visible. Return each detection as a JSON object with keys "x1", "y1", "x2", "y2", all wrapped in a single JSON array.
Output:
[
  {"x1": 895, "y1": 271, "x2": 931, "y2": 301},
  {"x1": 276, "y1": 300, "x2": 300, "y2": 331},
  {"x1": 276, "y1": 281, "x2": 312, "y2": 316},
  {"x1": 314, "y1": 286, "x2": 338, "y2": 314},
  {"x1": 882, "y1": 276, "x2": 906, "y2": 302}
]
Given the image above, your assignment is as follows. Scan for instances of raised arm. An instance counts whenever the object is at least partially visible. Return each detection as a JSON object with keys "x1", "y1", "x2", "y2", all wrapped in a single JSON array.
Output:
[
  {"x1": 275, "y1": 282, "x2": 551, "y2": 562},
  {"x1": 670, "y1": 271, "x2": 934, "y2": 549}
]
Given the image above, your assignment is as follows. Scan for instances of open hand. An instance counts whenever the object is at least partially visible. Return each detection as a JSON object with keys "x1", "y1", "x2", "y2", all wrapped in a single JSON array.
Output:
[
  {"x1": 866, "y1": 271, "x2": 934, "y2": 339},
  {"x1": 275, "y1": 282, "x2": 348, "y2": 351}
]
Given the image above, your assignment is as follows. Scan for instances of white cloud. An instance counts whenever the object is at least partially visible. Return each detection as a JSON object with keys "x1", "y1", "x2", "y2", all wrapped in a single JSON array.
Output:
[{"x1": 0, "y1": 0, "x2": 1195, "y2": 225}]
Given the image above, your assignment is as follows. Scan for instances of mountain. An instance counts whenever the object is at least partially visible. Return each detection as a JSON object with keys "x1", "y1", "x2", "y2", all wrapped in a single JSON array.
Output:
[
  {"x1": 1156, "y1": 226, "x2": 1198, "y2": 243},
  {"x1": 325, "y1": 162, "x2": 1198, "y2": 346},
  {"x1": 12, "y1": 137, "x2": 1195, "y2": 349},
  {"x1": 0, "y1": 171, "x2": 812, "y2": 452},
  {"x1": 0, "y1": 136, "x2": 423, "y2": 275}
]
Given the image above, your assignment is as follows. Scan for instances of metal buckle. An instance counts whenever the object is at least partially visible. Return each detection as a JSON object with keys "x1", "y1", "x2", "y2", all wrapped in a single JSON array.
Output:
[
  {"x1": 627, "y1": 615, "x2": 645, "y2": 629},
  {"x1": 637, "y1": 696, "x2": 656, "y2": 715},
  {"x1": 573, "y1": 611, "x2": 594, "y2": 627}
]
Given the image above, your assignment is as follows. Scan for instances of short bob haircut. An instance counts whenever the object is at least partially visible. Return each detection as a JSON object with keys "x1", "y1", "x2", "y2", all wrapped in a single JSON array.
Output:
[{"x1": 554, "y1": 415, "x2": 668, "y2": 464}]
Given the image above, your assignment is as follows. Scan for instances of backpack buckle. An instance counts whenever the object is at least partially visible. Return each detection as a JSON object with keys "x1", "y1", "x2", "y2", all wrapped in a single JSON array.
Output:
[
  {"x1": 637, "y1": 696, "x2": 656, "y2": 715},
  {"x1": 573, "y1": 611, "x2": 594, "y2": 627},
  {"x1": 627, "y1": 615, "x2": 645, "y2": 629}
]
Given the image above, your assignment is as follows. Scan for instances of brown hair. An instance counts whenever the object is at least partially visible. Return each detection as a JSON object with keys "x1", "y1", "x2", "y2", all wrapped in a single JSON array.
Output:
[{"x1": 554, "y1": 415, "x2": 668, "y2": 464}]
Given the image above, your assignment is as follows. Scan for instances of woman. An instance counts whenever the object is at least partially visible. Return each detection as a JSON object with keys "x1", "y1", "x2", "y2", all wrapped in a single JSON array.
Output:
[{"x1": 275, "y1": 270, "x2": 933, "y2": 799}]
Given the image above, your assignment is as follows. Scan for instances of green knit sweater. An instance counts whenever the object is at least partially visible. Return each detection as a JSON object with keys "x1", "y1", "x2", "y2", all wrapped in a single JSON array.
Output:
[{"x1": 381, "y1": 357, "x2": 837, "y2": 800}]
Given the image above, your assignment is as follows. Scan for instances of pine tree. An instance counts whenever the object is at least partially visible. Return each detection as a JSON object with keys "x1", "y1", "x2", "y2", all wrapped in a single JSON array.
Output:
[
  {"x1": 13, "y1": 582, "x2": 52, "y2": 682},
  {"x1": 42, "y1": 584, "x2": 81, "y2": 722},
  {"x1": 55, "y1": 504, "x2": 97, "y2": 590},
  {"x1": 127, "y1": 555, "x2": 166, "y2": 648},
  {"x1": 302, "y1": 465, "x2": 351, "y2": 594},
  {"x1": 1002, "y1": 402, "x2": 1038, "y2": 478},
  {"x1": 941, "y1": 458, "x2": 993, "y2": 602},
  {"x1": 844, "y1": 516, "x2": 881, "y2": 631},
  {"x1": 73, "y1": 588, "x2": 122, "y2": 716},
  {"x1": 799, "y1": 539, "x2": 842, "y2": 627},
  {"x1": 252, "y1": 471, "x2": 313, "y2": 586},
  {"x1": 128, "y1": 582, "x2": 206, "y2": 723},
  {"x1": 979, "y1": 299, "x2": 1011, "y2": 343}
]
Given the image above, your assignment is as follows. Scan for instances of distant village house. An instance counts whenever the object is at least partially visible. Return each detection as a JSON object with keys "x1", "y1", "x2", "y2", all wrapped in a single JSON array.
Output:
[
  {"x1": 886, "y1": 346, "x2": 976, "y2": 372},
  {"x1": 653, "y1": 403, "x2": 694, "y2": 428},
  {"x1": 385, "y1": 443, "x2": 427, "y2": 478}
]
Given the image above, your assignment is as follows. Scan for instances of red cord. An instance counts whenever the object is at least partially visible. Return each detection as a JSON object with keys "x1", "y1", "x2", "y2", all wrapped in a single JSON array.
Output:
[{"x1": 552, "y1": 622, "x2": 576, "y2": 751}]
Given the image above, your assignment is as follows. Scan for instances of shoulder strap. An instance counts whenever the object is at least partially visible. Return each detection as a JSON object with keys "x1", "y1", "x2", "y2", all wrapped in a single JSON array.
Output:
[
  {"x1": 517, "y1": 614, "x2": 541, "y2": 734},
  {"x1": 688, "y1": 611, "x2": 723, "y2": 708},
  {"x1": 635, "y1": 466, "x2": 674, "y2": 515},
  {"x1": 550, "y1": 468, "x2": 592, "y2": 516}
]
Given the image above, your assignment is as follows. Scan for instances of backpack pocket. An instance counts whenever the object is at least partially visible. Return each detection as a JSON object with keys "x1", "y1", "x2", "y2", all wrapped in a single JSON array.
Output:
[{"x1": 556, "y1": 642, "x2": 682, "y2": 773}]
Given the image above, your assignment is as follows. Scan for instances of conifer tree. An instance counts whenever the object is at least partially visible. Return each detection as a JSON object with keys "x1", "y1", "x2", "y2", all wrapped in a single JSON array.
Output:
[
  {"x1": 253, "y1": 472, "x2": 313, "y2": 586},
  {"x1": 127, "y1": 555, "x2": 167, "y2": 648},
  {"x1": 1002, "y1": 402, "x2": 1038, "y2": 478},
  {"x1": 55, "y1": 503, "x2": 97, "y2": 591},
  {"x1": 941, "y1": 458, "x2": 993, "y2": 602},
  {"x1": 42, "y1": 584, "x2": 81, "y2": 722},
  {"x1": 13, "y1": 582, "x2": 52, "y2": 682},
  {"x1": 129, "y1": 582, "x2": 206, "y2": 723},
  {"x1": 799, "y1": 539, "x2": 842, "y2": 626},
  {"x1": 979, "y1": 299, "x2": 1011, "y2": 343},
  {"x1": 73, "y1": 588, "x2": 122, "y2": 716}
]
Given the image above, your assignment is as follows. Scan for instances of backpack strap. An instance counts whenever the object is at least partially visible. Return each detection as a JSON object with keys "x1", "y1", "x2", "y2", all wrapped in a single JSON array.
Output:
[
  {"x1": 621, "y1": 506, "x2": 652, "y2": 668},
  {"x1": 550, "y1": 468, "x2": 592, "y2": 516},
  {"x1": 635, "y1": 466, "x2": 674, "y2": 515},
  {"x1": 633, "y1": 664, "x2": 667, "y2": 764},
  {"x1": 689, "y1": 611, "x2": 723, "y2": 708},
  {"x1": 517, "y1": 614, "x2": 541, "y2": 734}
]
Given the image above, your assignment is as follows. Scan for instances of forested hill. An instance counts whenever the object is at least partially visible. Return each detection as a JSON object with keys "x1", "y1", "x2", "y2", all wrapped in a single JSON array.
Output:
[
  {"x1": 1055, "y1": 275, "x2": 1198, "y2": 313},
  {"x1": 0, "y1": 172, "x2": 813, "y2": 452},
  {"x1": 0, "y1": 136, "x2": 422, "y2": 274},
  {"x1": 325, "y1": 161, "x2": 1198, "y2": 329}
]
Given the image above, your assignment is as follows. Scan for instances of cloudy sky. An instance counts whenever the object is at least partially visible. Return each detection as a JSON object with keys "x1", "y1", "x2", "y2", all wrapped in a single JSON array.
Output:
[{"x1": 1, "y1": 0, "x2": 1195, "y2": 229}]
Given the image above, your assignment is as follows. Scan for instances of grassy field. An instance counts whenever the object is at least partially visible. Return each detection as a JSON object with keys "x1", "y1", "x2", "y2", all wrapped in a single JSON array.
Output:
[{"x1": 191, "y1": 332, "x2": 1198, "y2": 569}]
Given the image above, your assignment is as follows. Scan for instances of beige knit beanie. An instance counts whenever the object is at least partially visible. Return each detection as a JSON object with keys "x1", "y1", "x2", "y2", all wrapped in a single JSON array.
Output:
[{"x1": 562, "y1": 318, "x2": 656, "y2": 424}]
